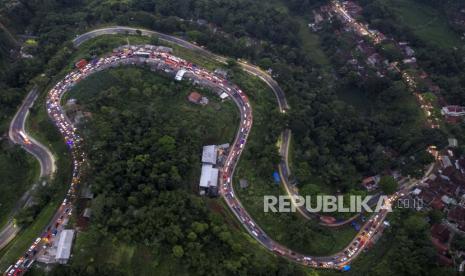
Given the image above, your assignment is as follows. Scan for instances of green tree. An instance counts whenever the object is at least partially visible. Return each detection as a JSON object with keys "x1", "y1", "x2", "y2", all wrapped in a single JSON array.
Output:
[
  {"x1": 379, "y1": 176, "x2": 398, "y2": 195},
  {"x1": 172, "y1": 245, "x2": 184, "y2": 258},
  {"x1": 428, "y1": 209, "x2": 443, "y2": 224}
]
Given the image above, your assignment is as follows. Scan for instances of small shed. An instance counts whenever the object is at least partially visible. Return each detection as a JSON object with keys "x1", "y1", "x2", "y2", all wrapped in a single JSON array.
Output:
[{"x1": 82, "y1": 208, "x2": 92, "y2": 219}]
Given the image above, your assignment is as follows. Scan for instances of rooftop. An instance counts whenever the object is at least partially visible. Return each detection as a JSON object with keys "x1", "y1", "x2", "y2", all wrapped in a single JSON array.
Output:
[
  {"x1": 175, "y1": 69, "x2": 187, "y2": 81},
  {"x1": 188, "y1": 92, "x2": 202, "y2": 103},
  {"x1": 56, "y1": 230, "x2": 75, "y2": 263},
  {"x1": 202, "y1": 145, "x2": 217, "y2": 164},
  {"x1": 199, "y1": 164, "x2": 218, "y2": 188}
]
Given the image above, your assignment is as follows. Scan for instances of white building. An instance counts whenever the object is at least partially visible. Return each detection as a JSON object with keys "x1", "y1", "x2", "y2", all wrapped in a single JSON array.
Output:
[
  {"x1": 55, "y1": 230, "x2": 75, "y2": 264},
  {"x1": 202, "y1": 145, "x2": 217, "y2": 164},
  {"x1": 175, "y1": 69, "x2": 186, "y2": 81},
  {"x1": 219, "y1": 92, "x2": 229, "y2": 100},
  {"x1": 199, "y1": 164, "x2": 219, "y2": 190},
  {"x1": 199, "y1": 145, "x2": 220, "y2": 196}
]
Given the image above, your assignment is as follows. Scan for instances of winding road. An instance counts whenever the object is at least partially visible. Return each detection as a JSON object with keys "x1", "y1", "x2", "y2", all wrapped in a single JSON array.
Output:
[
  {"x1": 0, "y1": 88, "x2": 56, "y2": 251},
  {"x1": 4, "y1": 26, "x2": 419, "y2": 274},
  {"x1": 8, "y1": 88, "x2": 56, "y2": 178},
  {"x1": 78, "y1": 27, "x2": 378, "y2": 229},
  {"x1": 73, "y1": 26, "x2": 289, "y2": 112}
]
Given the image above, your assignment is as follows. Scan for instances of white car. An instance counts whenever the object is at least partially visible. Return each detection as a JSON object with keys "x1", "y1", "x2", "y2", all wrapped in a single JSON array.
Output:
[{"x1": 33, "y1": 237, "x2": 41, "y2": 245}]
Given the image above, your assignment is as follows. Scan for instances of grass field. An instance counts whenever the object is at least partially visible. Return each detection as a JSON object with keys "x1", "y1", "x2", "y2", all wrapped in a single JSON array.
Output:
[
  {"x1": 296, "y1": 18, "x2": 331, "y2": 66},
  {"x1": 389, "y1": 0, "x2": 462, "y2": 48},
  {"x1": 267, "y1": 0, "x2": 331, "y2": 66}
]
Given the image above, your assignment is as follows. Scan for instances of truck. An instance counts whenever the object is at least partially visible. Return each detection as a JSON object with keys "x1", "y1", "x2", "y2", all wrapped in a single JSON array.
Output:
[
  {"x1": 134, "y1": 51, "x2": 150, "y2": 58},
  {"x1": 18, "y1": 131, "x2": 31, "y2": 144}
]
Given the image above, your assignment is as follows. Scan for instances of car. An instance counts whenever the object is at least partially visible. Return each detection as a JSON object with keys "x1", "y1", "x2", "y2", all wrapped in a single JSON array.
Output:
[
  {"x1": 273, "y1": 248, "x2": 285, "y2": 256},
  {"x1": 14, "y1": 259, "x2": 24, "y2": 268},
  {"x1": 33, "y1": 238, "x2": 41, "y2": 245}
]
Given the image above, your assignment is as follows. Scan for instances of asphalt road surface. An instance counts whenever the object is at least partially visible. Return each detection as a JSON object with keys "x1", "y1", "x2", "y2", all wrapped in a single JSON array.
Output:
[
  {"x1": 0, "y1": 88, "x2": 55, "y2": 251},
  {"x1": 73, "y1": 26, "x2": 396, "y2": 268},
  {"x1": 72, "y1": 29, "x2": 392, "y2": 268},
  {"x1": 72, "y1": 26, "x2": 289, "y2": 111},
  {"x1": 8, "y1": 88, "x2": 55, "y2": 177},
  {"x1": 4, "y1": 26, "x2": 424, "y2": 275}
]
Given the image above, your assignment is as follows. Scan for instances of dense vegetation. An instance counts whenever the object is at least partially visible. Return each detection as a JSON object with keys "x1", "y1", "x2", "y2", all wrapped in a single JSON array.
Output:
[
  {"x1": 1, "y1": 0, "x2": 442, "y2": 191},
  {"x1": 0, "y1": 142, "x2": 37, "y2": 227},
  {"x1": 0, "y1": 0, "x2": 461, "y2": 274},
  {"x1": 40, "y1": 66, "x2": 309, "y2": 275},
  {"x1": 342, "y1": 209, "x2": 454, "y2": 275},
  {"x1": 359, "y1": 0, "x2": 465, "y2": 105},
  {"x1": 315, "y1": 23, "x2": 444, "y2": 182}
]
